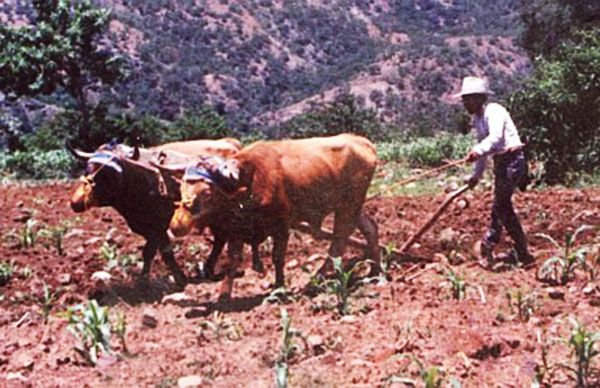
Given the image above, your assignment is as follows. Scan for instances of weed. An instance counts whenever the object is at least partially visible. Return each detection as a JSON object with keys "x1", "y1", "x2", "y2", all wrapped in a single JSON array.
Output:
[
  {"x1": 565, "y1": 318, "x2": 600, "y2": 387},
  {"x1": 40, "y1": 221, "x2": 70, "y2": 255},
  {"x1": 537, "y1": 225, "x2": 593, "y2": 284},
  {"x1": 63, "y1": 299, "x2": 112, "y2": 366},
  {"x1": 506, "y1": 289, "x2": 537, "y2": 322},
  {"x1": 0, "y1": 261, "x2": 15, "y2": 286},
  {"x1": 275, "y1": 308, "x2": 305, "y2": 388},
  {"x1": 198, "y1": 311, "x2": 244, "y2": 343}
]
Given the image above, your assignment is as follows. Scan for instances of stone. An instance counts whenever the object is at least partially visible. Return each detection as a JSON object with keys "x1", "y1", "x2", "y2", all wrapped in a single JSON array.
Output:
[
  {"x1": 178, "y1": 375, "x2": 203, "y2": 388},
  {"x1": 57, "y1": 273, "x2": 71, "y2": 285},
  {"x1": 142, "y1": 310, "x2": 158, "y2": 328},
  {"x1": 162, "y1": 292, "x2": 198, "y2": 307},
  {"x1": 547, "y1": 289, "x2": 565, "y2": 300},
  {"x1": 91, "y1": 271, "x2": 112, "y2": 283}
]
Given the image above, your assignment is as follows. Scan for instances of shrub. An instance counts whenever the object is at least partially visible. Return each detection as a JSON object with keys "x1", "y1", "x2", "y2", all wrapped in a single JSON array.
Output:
[
  {"x1": 0, "y1": 149, "x2": 76, "y2": 180},
  {"x1": 509, "y1": 29, "x2": 600, "y2": 183},
  {"x1": 377, "y1": 133, "x2": 473, "y2": 166}
]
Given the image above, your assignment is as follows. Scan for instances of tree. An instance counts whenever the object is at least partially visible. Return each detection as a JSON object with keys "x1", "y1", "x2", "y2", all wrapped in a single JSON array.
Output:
[
  {"x1": 0, "y1": 0, "x2": 125, "y2": 147},
  {"x1": 509, "y1": 30, "x2": 600, "y2": 182},
  {"x1": 519, "y1": 0, "x2": 600, "y2": 58}
]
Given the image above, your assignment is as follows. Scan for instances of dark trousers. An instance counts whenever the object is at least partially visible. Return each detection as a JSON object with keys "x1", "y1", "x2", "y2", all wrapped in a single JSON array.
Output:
[{"x1": 484, "y1": 150, "x2": 529, "y2": 255}]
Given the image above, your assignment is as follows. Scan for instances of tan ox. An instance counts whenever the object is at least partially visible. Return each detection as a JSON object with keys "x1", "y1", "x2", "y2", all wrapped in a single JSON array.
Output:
[{"x1": 160, "y1": 133, "x2": 381, "y2": 299}]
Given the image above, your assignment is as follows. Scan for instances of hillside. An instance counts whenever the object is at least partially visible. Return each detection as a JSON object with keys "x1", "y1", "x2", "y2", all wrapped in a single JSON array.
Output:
[{"x1": 0, "y1": 0, "x2": 530, "y2": 133}]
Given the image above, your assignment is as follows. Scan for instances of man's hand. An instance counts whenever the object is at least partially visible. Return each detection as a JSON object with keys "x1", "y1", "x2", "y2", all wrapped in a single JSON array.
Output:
[
  {"x1": 464, "y1": 176, "x2": 479, "y2": 188},
  {"x1": 466, "y1": 150, "x2": 480, "y2": 163}
]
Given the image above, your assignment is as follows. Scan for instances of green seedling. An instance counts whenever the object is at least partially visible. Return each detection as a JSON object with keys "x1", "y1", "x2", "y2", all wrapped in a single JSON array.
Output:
[
  {"x1": 0, "y1": 261, "x2": 15, "y2": 286},
  {"x1": 62, "y1": 299, "x2": 112, "y2": 366},
  {"x1": 565, "y1": 318, "x2": 600, "y2": 387},
  {"x1": 99, "y1": 242, "x2": 139, "y2": 272},
  {"x1": 385, "y1": 354, "x2": 460, "y2": 388},
  {"x1": 506, "y1": 289, "x2": 537, "y2": 322},
  {"x1": 19, "y1": 219, "x2": 39, "y2": 249},
  {"x1": 275, "y1": 308, "x2": 305, "y2": 388},
  {"x1": 444, "y1": 270, "x2": 467, "y2": 300},
  {"x1": 19, "y1": 266, "x2": 33, "y2": 279},
  {"x1": 38, "y1": 282, "x2": 60, "y2": 321},
  {"x1": 199, "y1": 311, "x2": 244, "y2": 343},
  {"x1": 40, "y1": 221, "x2": 70, "y2": 255},
  {"x1": 113, "y1": 312, "x2": 129, "y2": 355},
  {"x1": 537, "y1": 225, "x2": 593, "y2": 284},
  {"x1": 324, "y1": 257, "x2": 367, "y2": 315}
]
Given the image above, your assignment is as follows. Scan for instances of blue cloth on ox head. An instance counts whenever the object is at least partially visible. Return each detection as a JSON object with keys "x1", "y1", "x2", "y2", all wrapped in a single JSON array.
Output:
[
  {"x1": 88, "y1": 152, "x2": 123, "y2": 174},
  {"x1": 183, "y1": 164, "x2": 215, "y2": 183}
]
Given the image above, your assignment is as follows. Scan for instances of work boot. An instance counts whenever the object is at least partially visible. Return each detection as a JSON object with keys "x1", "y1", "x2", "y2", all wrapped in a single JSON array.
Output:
[
  {"x1": 517, "y1": 250, "x2": 535, "y2": 268},
  {"x1": 478, "y1": 241, "x2": 495, "y2": 269}
]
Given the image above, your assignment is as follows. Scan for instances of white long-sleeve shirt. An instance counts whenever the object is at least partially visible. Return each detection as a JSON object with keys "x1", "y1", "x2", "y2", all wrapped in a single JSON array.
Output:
[{"x1": 470, "y1": 102, "x2": 524, "y2": 181}]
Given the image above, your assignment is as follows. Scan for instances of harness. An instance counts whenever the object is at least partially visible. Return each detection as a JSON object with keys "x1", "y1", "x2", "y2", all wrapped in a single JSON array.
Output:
[{"x1": 78, "y1": 151, "x2": 170, "y2": 210}]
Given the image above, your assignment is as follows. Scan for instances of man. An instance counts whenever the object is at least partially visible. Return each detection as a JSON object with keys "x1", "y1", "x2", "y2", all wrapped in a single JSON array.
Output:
[{"x1": 455, "y1": 76, "x2": 534, "y2": 268}]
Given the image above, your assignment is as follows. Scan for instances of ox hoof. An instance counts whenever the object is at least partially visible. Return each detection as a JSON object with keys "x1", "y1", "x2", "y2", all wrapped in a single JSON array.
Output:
[
  {"x1": 251, "y1": 261, "x2": 265, "y2": 274},
  {"x1": 217, "y1": 293, "x2": 232, "y2": 304}
]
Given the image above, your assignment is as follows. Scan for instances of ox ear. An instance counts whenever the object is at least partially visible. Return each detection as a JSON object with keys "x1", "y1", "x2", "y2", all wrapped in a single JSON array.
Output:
[
  {"x1": 210, "y1": 159, "x2": 242, "y2": 192},
  {"x1": 65, "y1": 141, "x2": 93, "y2": 162}
]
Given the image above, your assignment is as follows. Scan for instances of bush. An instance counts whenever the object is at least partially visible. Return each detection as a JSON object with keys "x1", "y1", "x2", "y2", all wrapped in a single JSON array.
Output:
[
  {"x1": 0, "y1": 149, "x2": 76, "y2": 180},
  {"x1": 378, "y1": 133, "x2": 473, "y2": 166},
  {"x1": 509, "y1": 29, "x2": 600, "y2": 183}
]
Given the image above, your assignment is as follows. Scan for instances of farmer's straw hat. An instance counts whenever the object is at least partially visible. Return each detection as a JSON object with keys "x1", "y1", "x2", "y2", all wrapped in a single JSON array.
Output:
[{"x1": 453, "y1": 76, "x2": 494, "y2": 98}]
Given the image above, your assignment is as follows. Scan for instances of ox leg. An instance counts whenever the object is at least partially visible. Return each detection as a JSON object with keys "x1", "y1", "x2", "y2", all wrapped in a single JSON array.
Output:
[
  {"x1": 157, "y1": 233, "x2": 187, "y2": 289},
  {"x1": 320, "y1": 208, "x2": 360, "y2": 274},
  {"x1": 357, "y1": 213, "x2": 382, "y2": 275},
  {"x1": 204, "y1": 232, "x2": 227, "y2": 279},
  {"x1": 141, "y1": 240, "x2": 158, "y2": 280},
  {"x1": 272, "y1": 233, "x2": 289, "y2": 289},
  {"x1": 251, "y1": 242, "x2": 264, "y2": 273},
  {"x1": 218, "y1": 239, "x2": 244, "y2": 301}
]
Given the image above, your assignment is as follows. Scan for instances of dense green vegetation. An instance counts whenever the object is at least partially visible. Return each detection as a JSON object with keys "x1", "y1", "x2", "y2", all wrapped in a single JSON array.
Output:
[
  {"x1": 0, "y1": 0, "x2": 598, "y2": 183},
  {"x1": 509, "y1": 1, "x2": 600, "y2": 183}
]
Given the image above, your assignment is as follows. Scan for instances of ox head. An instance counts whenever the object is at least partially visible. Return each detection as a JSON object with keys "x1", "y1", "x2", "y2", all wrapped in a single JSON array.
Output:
[
  {"x1": 67, "y1": 141, "x2": 140, "y2": 212},
  {"x1": 154, "y1": 155, "x2": 242, "y2": 237}
]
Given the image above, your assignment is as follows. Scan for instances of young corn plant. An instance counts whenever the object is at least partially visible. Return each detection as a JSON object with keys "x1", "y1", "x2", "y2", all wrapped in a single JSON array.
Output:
[
  {"x1": 0, "y1": 261, "x2": 15, "y2": 286},
  {"x1": 113, "y1": 312, "x2": 129, "y2": 355},
  {"x1": 275, "y1": 308, "x2": 305, "y2": 388},
  {"x1": 565, "y1": 319, "x2": 600, "y2": 387},
  {"x1": 198, "y1": 311, "x2": 244, "y2": 343},
  {"x1": 537, "y1": 225, "x2": 593, "y2": 284},
  {"x1": 40, "y1": 221, "x2": 70, "y2": 256},
  {"x1": 37, "y1": 282, "x2": 60, "y2": 321},
  {"x1": 63, "y1": 299, "x2": 112, "y2": 366},
  {"x1": 444, "y1": 270, "x2": 467, "y2": 300},
  {"x1": 324, "y1": 257, "x2": 366, "y2": 315},
  {"x1": 19, "y1": 219, "x2": 39, "y2": 249},
  {"x1": 506, "y1": 289, "x2": 537, "y2": 322},
  {"x1": 385, "y1": 354, "x2": 458, "y2": 388}
]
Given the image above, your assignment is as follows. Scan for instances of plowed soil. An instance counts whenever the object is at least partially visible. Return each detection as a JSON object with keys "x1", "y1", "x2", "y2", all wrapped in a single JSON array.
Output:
[{"x1": 0, "y1": 182, "x2": 599, "y2": 387}]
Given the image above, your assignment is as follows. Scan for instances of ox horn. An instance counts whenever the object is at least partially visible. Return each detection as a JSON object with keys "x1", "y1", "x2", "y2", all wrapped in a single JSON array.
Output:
[
  {"x1": 150, "y1": 160, "x2": 187, "y2": 176},
  {"x1": 65, "y1": 141, "x2": 93, "y2": 161},
  {"x1": 130, "y1": 136, "x2": 141, "y2": 161}
]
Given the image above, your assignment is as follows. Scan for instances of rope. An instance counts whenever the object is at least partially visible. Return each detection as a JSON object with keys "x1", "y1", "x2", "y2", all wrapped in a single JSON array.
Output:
[{"x1": 366, "y1": 157, "x2": 468, "y2": 202}]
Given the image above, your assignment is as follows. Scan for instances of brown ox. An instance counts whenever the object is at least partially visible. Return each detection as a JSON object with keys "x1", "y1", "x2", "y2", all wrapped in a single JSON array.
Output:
[
  {"x1": 68, "y1": 138, "x2": 242, "y2": 288},
  {"x1": 160, "y1": 133, "x2": 381, "y2": 299}
]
